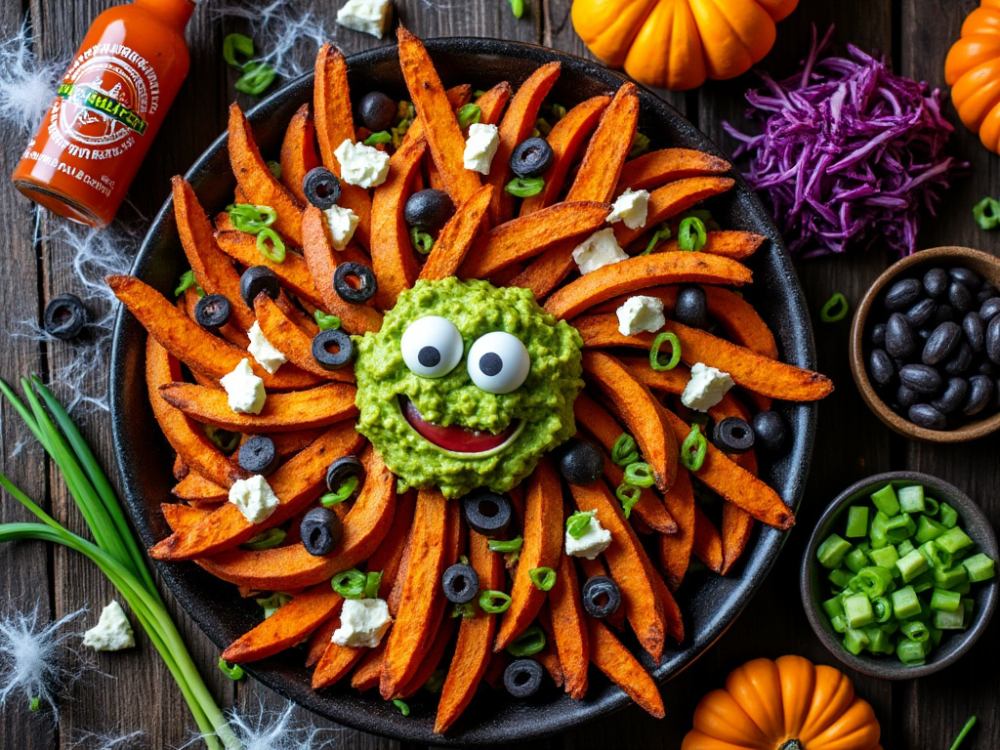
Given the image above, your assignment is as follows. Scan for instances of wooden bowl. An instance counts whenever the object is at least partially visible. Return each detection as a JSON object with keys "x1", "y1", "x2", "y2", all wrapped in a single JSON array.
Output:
[{"x1": 849, "y1": 246, "x2": 1000, "y2": 443}]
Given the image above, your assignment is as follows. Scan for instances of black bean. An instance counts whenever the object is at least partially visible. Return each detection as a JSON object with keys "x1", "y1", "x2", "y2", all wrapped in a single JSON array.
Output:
[
  {"x1": 949, "y1": 267, "x2": 982, "y2": 290},
  {"x1": 884, "y1": 278, "x2": 923, "y2": 311},
  {"x1": 870, "y1": 323, "x2": 887, "y2": 348},
  {"x1": 987, "y1": 314, "x2": 1000, "y2": 363},
  {"x1": 944, "y1": 342, "x2": 974, "y2": 376},
  {"x1": 931, "y1": 377, "x2": 969, "y2": 415},
  {"x1": 908, "y1": 403, "x2": 947, "y2": 430},
  {"x1": 896, "y1": 385, "x2": 920, "y2": 409},
  {"x1": 899, "y1": 364, "x2": 943, "y2": 394},
  {"x1": 979, "y1": 361, "x2": 1000, "y2": 377},
  {"x1": 869, "y1": 349, "x2": 895, "y2": 386},
  {"x1": 905, "y1": 298, "x2": 937, "y2": 327},
  {"x1": 982, "y1": 297, "x2": 1000, "y2": 322},
  {"x1": 978, "y1": 285, "x2": 998, "y2": 304},
  {"x1": 885, "y1": 313, "x2": 917, "y2": 359},
  {"x1": 963, "y1": 312, "x2": 986, "y2": 353},
  {"x1": 949, "y1": 282, "x2": 973, "y2": 313},
  {"x1": 964, "y1": 376, "x2": 995, "y2": 416},
  {"x1": 935, "y1": 304, "x2": 955, "y2": 323},
  {"x1": 675, "y1": 285, "x2": 708, "y2": 329},
  {"x1": 923, "y1": 268, "x2": 949, "y2": 298},
  {"x1": 917, "y1": 328, "x2": 932, "y2": 341},
  {"x1": 922, "y1": 322, "x2": 962, "y2": 365}
]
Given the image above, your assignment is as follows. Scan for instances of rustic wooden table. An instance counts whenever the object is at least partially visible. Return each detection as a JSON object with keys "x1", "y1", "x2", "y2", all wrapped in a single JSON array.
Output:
[{"x1": 0, "y1": 0, "x2": 997, "y2": 747}]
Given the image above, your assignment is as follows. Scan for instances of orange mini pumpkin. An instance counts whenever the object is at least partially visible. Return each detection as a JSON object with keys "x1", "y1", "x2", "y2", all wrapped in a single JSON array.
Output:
[
  {"x1": 571, "y1": 0, "x2": 799, "y2": 91},
  {"x1": 946, "y1": 0, "x2": 1000, "y2": 153},
  {"x1": 682, "y1": 656, "x2": 882, "y2": 750}
]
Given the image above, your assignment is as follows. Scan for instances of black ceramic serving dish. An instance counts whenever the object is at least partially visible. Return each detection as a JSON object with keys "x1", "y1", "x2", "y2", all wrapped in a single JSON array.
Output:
[
  {"x1": 800, "y1": 471, "x2": 998, "y2": 679},
  {"x1": 110, "y1": 38, "x2": 818, "y2": 744}
]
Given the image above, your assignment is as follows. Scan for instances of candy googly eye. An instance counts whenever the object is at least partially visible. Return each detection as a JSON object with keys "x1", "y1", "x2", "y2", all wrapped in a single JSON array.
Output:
[
  {"x1": 400, "y1": 316, "x2": 464, "y2": 378},
  {"x1": 467, "y1": 331, "x2": 530, "y2": 394}
]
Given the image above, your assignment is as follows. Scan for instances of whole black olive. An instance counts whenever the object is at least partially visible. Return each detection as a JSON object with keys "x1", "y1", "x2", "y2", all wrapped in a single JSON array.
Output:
[
  {"x1": 869, "y1": 349, "x2": 895, "y2": 387},
  {"x1": 905, "y1": 298, "x2": 937, "y2": 328},
  {"x1": 358, "y1": 91, "x2": 396, "y2": 132},
  {"x1": 509, "y1": 137, "x2": 555, "y2": 178},
  {"x1": 963, "y1": 312, "x2": 986, "y2": 353},
  {"x1": 884, "y1": 278, "x2": 922, "y2": 311},
  {"x1": 751, "y1": 411, "x2": 789, "y2": 455},
  {"x1": 944, "y1": 342, "x2": 974, "y2": 376},
  {"x1": 404, "y1": 189, "x2": 455, "y2": 231},
  {"x1": 674, "y1": 285, "x2": 708, "y2": 329},
  {"x1": 908, "y1": 403, "x2": 947, "y2": 430},
  {"x1": 949, "y1": 282, "x2": 973, "y2": 313},
  {"x1": 240, "y1": 266, "x2": 280, "y2": 308},
  {"x1": 922, "y1": 322, "x2": 962, "y2": 366},
  {"x1": 949, "y1": 267, "x2": 982, "y2": 290},
  {"x1": 977, "y1": 284, "x2": 997, "y2": 304},
  {"x1": 44, "y1": 294, "x2": 89, "y2": 341},
  {"x1": 885, "y1": 313, "x2": 917, "y2": 359},
  {"x1": 923, "y1": 268, "x2": 949, "y2": 298},
  {"x1": 964, "y1": 375, "x2": 995, "y2": 416},
  {"x1": 898, "y1": 364, "x2": 943, "y2": 394},
  {"x1": 557, "y1": 438, "x2": 604, "y2": 485},
  {"x1": 931, "y1": 377, "x2": 969, "y2": 415}
]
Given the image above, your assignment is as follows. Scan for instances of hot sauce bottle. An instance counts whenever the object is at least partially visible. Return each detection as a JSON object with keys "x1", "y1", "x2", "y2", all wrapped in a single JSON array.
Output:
[{"x1": 11, "y1": 0, "x2": 194, "y2": 229}]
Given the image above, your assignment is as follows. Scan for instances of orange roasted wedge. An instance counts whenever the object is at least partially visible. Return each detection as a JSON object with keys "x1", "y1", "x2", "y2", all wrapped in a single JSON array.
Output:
[
  {"x1": 615, "y1": 148, "x2": 731, "y2": 195},
  {"x1": 419, "y1": 185, "x2": 493, "y2": 281},
  {"x1": 280, "y1": 103, "x2": 320, "y2": 205}
]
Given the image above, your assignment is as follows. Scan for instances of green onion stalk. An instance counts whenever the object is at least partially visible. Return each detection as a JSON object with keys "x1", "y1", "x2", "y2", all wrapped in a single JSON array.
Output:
[{"x1": 0, "y1": 377, "x2": 239, "y2": 750}]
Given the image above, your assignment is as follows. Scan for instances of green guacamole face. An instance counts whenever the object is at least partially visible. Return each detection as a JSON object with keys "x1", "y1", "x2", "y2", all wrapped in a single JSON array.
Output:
[{"x1": 354, "y1": 278, "x2": 583, "y2": 498}]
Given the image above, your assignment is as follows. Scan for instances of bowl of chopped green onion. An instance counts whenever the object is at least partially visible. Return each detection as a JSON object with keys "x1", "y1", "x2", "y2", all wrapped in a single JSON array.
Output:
[{"x1": 801, "y1": 471, "x2": 997, "y2": 679}]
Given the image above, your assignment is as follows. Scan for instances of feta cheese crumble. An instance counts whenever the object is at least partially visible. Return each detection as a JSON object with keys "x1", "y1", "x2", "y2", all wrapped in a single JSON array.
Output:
[
  {"x1": 616, "y1": 295, "x2": 665, "y2": 336},
  {"x1": 323, "y1": 204, "x2": 360, "y2": 251},
  {"x1": 332, "y1": 598, "x2": 392, "y2": 648},
  {"x1": 334, "y1": 139, "x2": 391, "y2": 188},
  {"x1": 607, "y1": 188, "x2": 650, "y2": 230},
  {"x1": 336, "y1": 0, "x2": 392, "y2": 39},
  {"x1": 463, "y1": 123, "x2": 500, "y2": 175},
  {"x1": 565, "y1": 515, "x2": 612, "y2": 560},
  {"x1": 572, "y1": 228, "x2": 628, "y2": 275},
  {"x1": 228, "y1": 475, "x2": 281, "y2": 524},
  {"x1": 220, "y1": 358, "x2": 266, "y2": 415},
  {"x1": 681, "y1": 362, "x2": 735, "y2": 412},
  {"x1": 247, "y1": 322, "x2": 287, "y2": 375},
  {"x1": 82, "y1": 601, "x2": 135, "y2": 651}
]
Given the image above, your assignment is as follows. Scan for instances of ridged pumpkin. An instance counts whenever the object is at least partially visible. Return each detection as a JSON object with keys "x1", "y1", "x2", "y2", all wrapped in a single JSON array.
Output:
[
  {"x1": 946, "y1": 0, "x2": 1000, "y2": 153},
  {"x1": 571, "y1": 0, "x2": 799, "y2": 91},
  {"x1": 682, "y1": 656, "x2": 882, "y2": 750}
]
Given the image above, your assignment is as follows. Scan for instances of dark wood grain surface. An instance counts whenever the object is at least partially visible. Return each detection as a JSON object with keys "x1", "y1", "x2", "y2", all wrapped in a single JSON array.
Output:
[{"x1": 0, "y1": 0, "x2": 996, "y2": 747}]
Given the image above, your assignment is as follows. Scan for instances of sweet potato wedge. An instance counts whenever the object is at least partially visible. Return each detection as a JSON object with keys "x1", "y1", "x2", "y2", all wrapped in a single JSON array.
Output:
[
  {"x1": 505, "y1": 237, "x2": 581, "y2": 300},
  {"x1": 306, "y1": 615, "x2": 340, "y2": 668},
  {"x1": 301, "y1": 206, "x2": 384, "y2": 335},
  {"x1": 213, "y1": 230, "x2": 328, "y2": 310},
  {"x1": 280, "y1": 103, "x2": 320, "y2": 206},
  {"x1": 520, "y1": 96, "x2": 610, "y2": 216},
  {"x1": 703, "y1": 286, "x2": 779, "y2": 360},
  {"x1": 616, "y1": 148, "x2": 731, "y2": 195},
  {"x1": 228, "y1": 103, "x2": 304, "y2": 246},
  {"x1": 566, "y1": 83, "x2": 639, "y2": 203},
  {"x1": 709, "y1": 396, "x2": 757, "y2": 576},
  {"x1": 615, "y1": 176, "x2": 736, "y2": 249},
  {"x1": 588, "y1": 619, "x2": 665, "y2": 718},
  {"x1": 473, "y1": 82, "x2": 513, "y2": 126},
  {"x1": 403, "y1": 84, "x2": 474, "y2": 145},
  {"x1": 602, "y1": 453, "x2": 676, "y2": 534},
  {"x1": 659, "y1": 230, "x2": 766, "y2": 261},
  {"x1": 158, "y1": 381, "x2": 358, "y2": 433},
  {"x1": 658, "y1": 467, "x2": 696, "y2": 591},
  {"x1": 182, "y1": 286, "x2": 248, "y2": 349},
  {"x1": 459, "y1": 201, "x2": 612, "y2": 280},
  {"x1": 350, "y1": 641, "x2": 386, "y2": 692},
  {"x1": 576, "y1": 555, "x2": 625, "y2": 633},
  {"x1": 544, "y1": 253, "x2": 752, "y2": 320},
  {"x1": 581, "y1": 351, "x2": 678, "y2": 493},
  {"x1": 549, "y1": 547, "x2": 589, "y2": 699},
  {"x1": 253, "y1": 295, "x2": 355, "y2": 382},
  {"x1": 380, "y1": 487, "x2": 450, "y2": 698},
  {"x1": 485, "y1": 61, "x2": 561, "y2": 225},
  {"x1": 434, "y1": 529, "x2": 505, "y2": 733},
  {"x1": 419, "y1": 185, "x2": 493, "y2": 281},
  {"x1": 172, "y1": 472, "x2": 228, "y2": 504},
  {"x1": 146, "y1": 337, "x2": 248, "y2": 488},
  {"x1": 692, "y1": 505, "x2": 724, "y2": 573},
  {"x1": 370, "y1": 135, "x2": 426, "y2": 309},
  {"x1": 397, "y1": 27, "x2": 481, "y2": 204},
  {"x1": 645, "y1": 557, "x2": 685, "y2": 643},
  {"x1": 149, "y1": 424, "x2": 364, "y2": 560},
  {"x1": 364, "y1": 489, "x2": 416, "y2": 600},
  {"x1": 569, "y1": 479, "x2": 667, "y2": 663},
  {"x1": 314, "y1": 43, "x2": 371, "y2": 248},
  {"x1": 222, "y1": 584, "x2": 343, "y2": 663},
  {"x1": 311, "y1": 622, "x2": 366, "y2": 690},
  {"x1": 172, "y1": 177, "x2": 255, "y2": 332},
  {"x1": 394, "y1": 616, "x2": 457, "y2": 700},
  {"x1": 495, "y1": 457, "x2": 563, "y2": 651}
]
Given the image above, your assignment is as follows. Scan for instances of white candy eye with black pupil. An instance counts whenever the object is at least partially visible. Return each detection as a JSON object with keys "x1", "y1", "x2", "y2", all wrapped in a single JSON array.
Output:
[
  {"x1": 467, "y1": 331, "x2": 530, "y2": 394},
  {"x1": 401, "y1": 316, "x2": 463, "y2": 378}
]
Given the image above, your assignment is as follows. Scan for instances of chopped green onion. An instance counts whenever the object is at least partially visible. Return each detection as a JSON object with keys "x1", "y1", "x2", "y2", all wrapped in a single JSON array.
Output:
[
  {"x1": 551, "y1": 103, "x2": 567, "y2": 121},
  {"x1": 424, "y1": 669, "x2": 446, "y2": 694},
  {"x1": 242, "y1": 528, "x2": 286, "y2": 550},
  {"x1": 611, "y1": 434, "x2": 639, "y2": 466},
  {"x1": 452, "y1": 602, "x2": 474, "y2": 619},
  {"x1": 321, "y1": 475, "x2": 359, "y2": 506},
  {"x1": 331, "y1": 569, "x2": 367, "y2": 599},
  {"x1": 650, "y1": 331, "x2": 681, "y2": 371},
  {"x1": 628, "y1": 131, "x2": 650, "y2": 159},
  {"x1": 973, "y1": 197, "x2": 1000, "y2": 230},
  {"x1": 506, "y1": 625, "x2": 545, "y2": 657},
  {"x1": 615, "y1": 483, "x2": 641, "y2": 519},
  {"x1": 677, "y1": 216, "x2": 707, "y2": 252},
  {"x1": 266, "y1": 160, "x2": 282, "y2": 179},
  {"x1": 479, "y1": 590, "x2": 512, "y2": 614},
  {"x1": 642, "y1": 225, "x2": 671, "y2": 255},
  {"x1": 505, "y1": 177, "x2": 546, "y2": 197},
  {"x1": 218, "y1": 657, "x2": 244, "y2": 680},
  {"x1": 204, "y1": 425, "x2": 240, "y2": 454},
  {"x1": 457, "y1": 103, "x2": 482, "y2": 128},
  {"x1": 313, "y1": 310, "x2": 342, "y2": 331},
  {"x1": 410, "y1": 226, "x2": 434, "y2": 255},
  {"x1": 679, "y1": 424, "x2": 707, "y2": 472},
  {"x1": 223, "y1": 33, "x2": 254, "y2": 70},
  {"x1": 29, "y1": 697, "x2": 41, "y2": 712},
  {"x1": 529, "y1": 567, "x2": 556, "y2": 592},
  {"x1": 364, "y1": 130, "x2": 392, "y2": 146},
  {"x1": 256, "y1": 227, "x2": 286, "y2": 263},
  {"x1": 534, "y1": 117, "x2": 552, "y2": 137},
  {"x1": 227, "y1": 203, "x2": 277, "y2": 234},
  {"x1": 364, "y1": 570, "x2": 383, "y2": 599},
  {"x1": 820, "y1": 292, "x2": 849, "y2": 323},
  {"x1": 566, "y1": 511, "x2": 594, "y2": 540},
  {"x1": 392, "y1": 699, "x2": 410, "y2": 716},
  {"x1": 256, "y1": 592, "x2": 291, "y2": 619},
  {"x1": 174, "y1": 269, "x2": 204, "y2": 298},
  {"x1": 488, "y1": 536, "x2": 523, "y2": 554},
  {"x1": 624, "y1": 462, "x2": 655, "y2": 488},
  {"x1": 948, "y1": 716, "x2": 978, "y2": 750},
  {"x1": 508, "y1": 0, "x2": 524, "y2": 18},
  {"x1": 236, "y1": 60, "x2": 276, "y2": 96}
]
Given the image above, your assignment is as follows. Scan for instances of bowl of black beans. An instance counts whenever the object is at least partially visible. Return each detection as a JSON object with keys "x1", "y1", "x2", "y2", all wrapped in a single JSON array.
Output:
[{"x1": 850, "y1": 246, "x2": 1000, "y2": 442}]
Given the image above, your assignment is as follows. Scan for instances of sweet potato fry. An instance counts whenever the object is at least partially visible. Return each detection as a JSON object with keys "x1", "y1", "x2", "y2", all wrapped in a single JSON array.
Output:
[
  {"x1": 301, "y1": 206, "x2": 384, "y2": 335},
  {"x1": 311, "y1": 622, "x2": 366, "y2": 689},
  {"x1": 380, "y1": 487, "x2": 450, "y2": 698},
  {"x1": 495, "y1": 457, "x2": 563, "y2": 651},
  {"x1": 351, "y1": 642, "x2": 386, "y2": 691},
  {"x1": 149, "y1": 424, "x2": 364, "y2": 560},
  {"x1": 146, "y1": 337, "x2": 248, "y2": 488},
  {"x1": 394, "y1": 616, "x2": 457, "y2": 700},
  {"x1": 505, "y1": 237, "x2": 580, "y2": 300},
  {"x1": 111, "y1": 274, "x2": 327, "y2": 391},
  {"x1": 709, "y1": 396, "x2": 757, "y2": 575},
  {"x1": 280, "y1": 103, "x2": 320, "y2": 205},
  {"x1": 703, "y1": 286, "x2": 779, "y2": 360},
  {"x1": 158, "y1": 381, "x2": 358, "y2": 433},
  {"x1": 370, "y1": 135, "x2": 426, "y2": 309},
  {"x1": 544, "y1": 253, "x2": 752, "y2": 320},
  {"x1": 387, "y1": 527, "x2": 412, "y2": 616},
  {"x1": 588, "y1": 619, "x2": 665, "y2": 719},
  {"x1": 172, "y1": 472, "x2": 228, "y2": 504},
  {"x1": 434, "y1": 529, "x2": 505, "y2": 733},
  {"x1": 403, "y1": 84, "x2": 473, "y2": 144},
  {"x1": 365, "y1": 489, "x2": 416, "y2": 600},
  {"x1": 222, "y1": 584, "x2": 343, "y2": 663},
  {"x1": 183, "y1": 287, "x2": 248, "y2": 349},
  {"x1": 616, "y1": 148, "x2": 731, "y2": 195},
  {"x1": 615, "y1": 176, "x2": 736, "y2": 249},
  {"x1": 306, "y1": 616, "x2": 340, "y2": 668},
  {"x1": 473, "y1": 82, "x2": 513, "y2": 125},
  {"x1": 173, "y1": 455, "x2": 188, "y2": 481},
  {"x1": 692, "y1": 505, "x2": 724, "y2": 573},
  {"x1": 253, "y1": 295, "x2": 355, "y2": 382},
  {"x1": 659, "y1": 230, "x2": 766, "y2": 261},
  {"x1": 569, "y1": 479, "x2": 667, "y2": 663},
  {"x1": 214, "y1": 230, "x2": 328, "y2": 310},
  {"x1": 314, "y1": 43, "x2": 371, "y2": 248},
  {"x1": 535, "y1": 640, "x2": 564, "y2": 688},
  {"x1": 520, "y1": 96, "x2": 610, "y2": 216},
  {"x1": 172, "y1": 177, "x2": 255, "y2": 332},
  {"x1": 261, "y1": 428, "x2": 329, "y2": 460},
  {"x1": 566, "y1": 83, "x2": 639, "y2": 203},
  {"x1": 549, "y1": 548, "x2": 589, "y2": 699},
  {"x1": 485, "y1": 61, "x2": 561, "y2": 225},
  {"x1": 658, "y1": 467, "x2": 696, "y2": 591},
  {"x1": 459, "y1": 201, "x2": 612, "y2": 280},
  {"x1": 645, "y1": 560, "x2": 685, "y2": 643},
  {"x1": 581, "y1": 351, "x2": 678, "y2": 493},
  {"x1": 228, "y1": 103, "x2": 304, "y2": 246},
  {"x1": 419, "y1": 185, "x2": 493, "y2": 281}
]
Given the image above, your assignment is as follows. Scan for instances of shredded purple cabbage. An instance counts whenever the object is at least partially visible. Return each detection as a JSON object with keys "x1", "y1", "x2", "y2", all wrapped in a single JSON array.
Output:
[{"x1": 723, "y1": 26, "x2": 966, "y2": 258}]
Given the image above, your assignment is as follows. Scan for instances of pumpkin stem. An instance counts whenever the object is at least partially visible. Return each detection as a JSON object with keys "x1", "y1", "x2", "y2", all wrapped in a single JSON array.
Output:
[{"x1": 778, "y1": 742, "x2": 805, "y2": 750}]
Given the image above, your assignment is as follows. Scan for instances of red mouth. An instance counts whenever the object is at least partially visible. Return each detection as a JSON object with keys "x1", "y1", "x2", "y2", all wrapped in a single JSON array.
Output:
[{"x1": 402, "y1": 398, "x2": 518, "y2": 454}]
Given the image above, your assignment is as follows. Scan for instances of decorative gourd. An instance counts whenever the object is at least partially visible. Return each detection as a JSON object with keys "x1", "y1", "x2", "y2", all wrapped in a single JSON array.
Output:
[
  {"x1": 946, "y1": 0, "x2": 1000, "y2": 153},
  {"x1": 571, "y1": 0, "x2": 799, "y2": 91},
  {"x1": 682, "y1": 656, "x2": 882, "y2": 750}
]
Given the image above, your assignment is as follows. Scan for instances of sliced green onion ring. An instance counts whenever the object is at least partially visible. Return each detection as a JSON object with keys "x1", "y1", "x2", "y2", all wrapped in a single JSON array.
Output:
[
  {"x1": 410, "y1": 226, "x2": 434, "y2": 255},
  {"x1": 529, "y1": 566, "x2": 557, "y2": 591},
  {"x1": 680, "y1": 424, "x2": 707, "y2": 472},
  {"x1": 256, "y1": 227, "x2": 286, "y2": 263},
  {"x1": 479, "y1": 590, "x2": 512, "y2": 614},
  {"x1": 218, "y1": 657, "x2": 244, "y2": 680},
  {"x1": 314, "y1": 310, "x2": 342, "y2": 331},
  {"x1": 506, "y1": 625, "x2": 545, "y2": 657},
  {"x1": 331, "y1": 569, "x2": 367, "y2": 599},
  {"x1": 650, "y1": 332, "x2": 681, "y2": 371},
  {"x1": 566, "y1": 510, "x2": 594, "y2": 540},
  {"x1": 222, "y1": 33, "x2": 254, "y2": 70},
  {"x1": 615, "y1": 483, "x2": 641, "y2": 518},
  {"x1": 973, "y1": 197, "x2": 1000, "y2": 231},
  {"x1": 364, "y1": 130, "x2": 392, "y2": 146},
  {"x1": 624, "y1": 462, "x2": 655, "y2": 488},
  {"x1": 242, "y1": 528, "x2": 286, "y2": 551},
  {"x1": 505, "y1": 177, "x2": 545, "y2": 198},
  {"x1": 611, "y1": 433, "x2": 639, "y2": 466},
  {"x1": 392, "y1": 699, "x2": 410, "y2": 716},
  {"x1": 236, "y1": 61, "x2": 276, "y2": 96},
  {"x1": 820, "y1": 292, "x2": 849, "y2": 323},
  {"x1": 488, "y1": 535, "x2": 523, "y2": 554},
  {"x1": 677, "y1": 216, "x2": 707, "y2": 252}
]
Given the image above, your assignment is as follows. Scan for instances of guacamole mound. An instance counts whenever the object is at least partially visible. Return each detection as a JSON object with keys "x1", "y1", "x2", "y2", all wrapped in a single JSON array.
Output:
[{"x1": 354, "y1": 278, "x2": 583, "y2": 498}]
